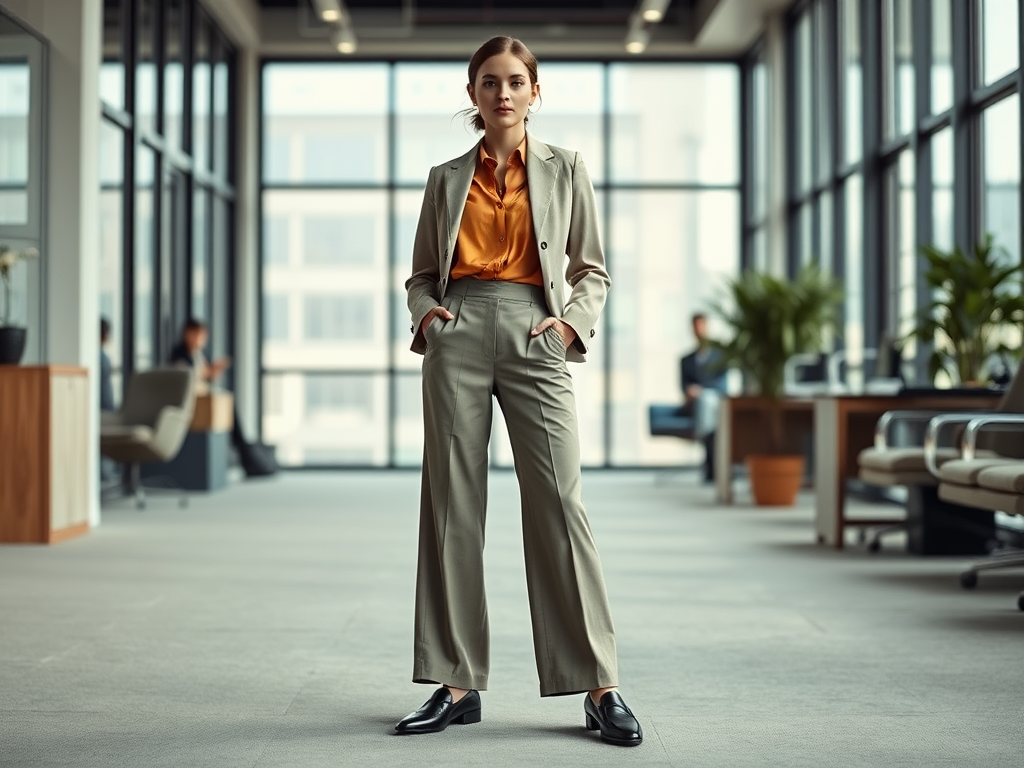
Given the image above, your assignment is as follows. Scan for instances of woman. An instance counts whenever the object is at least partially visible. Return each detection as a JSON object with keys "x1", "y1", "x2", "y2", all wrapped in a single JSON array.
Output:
[{"x1": 396, "y1": 37, "x2": 642, "y2": 747}]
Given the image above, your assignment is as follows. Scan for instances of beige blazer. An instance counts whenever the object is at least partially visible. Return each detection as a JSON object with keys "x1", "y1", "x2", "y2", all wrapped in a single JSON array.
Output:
[{"x1": 405, "y1": 136, "x2": 610, "y2": 364}]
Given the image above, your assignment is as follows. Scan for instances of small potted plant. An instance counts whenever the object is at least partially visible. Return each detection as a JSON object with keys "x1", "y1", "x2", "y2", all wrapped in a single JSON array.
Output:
[
  {"x1": 710, "y1": 264, "x2": 843, "y2": 505},
  {"x1": 0, "y1": 243, "x2": 40, "y2": 365},
  {"x1": 905, "y1": 234, "x2": 1024, "y2": 385}
]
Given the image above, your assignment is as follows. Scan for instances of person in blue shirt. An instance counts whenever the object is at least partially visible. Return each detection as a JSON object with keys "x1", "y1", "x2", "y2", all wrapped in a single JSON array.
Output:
[
  {"x1": 99, "y1": 317, "x2": 115, "y2": 412},
  {"x1": 680, "y1": 313, "x2": 727, "y2": 481}
]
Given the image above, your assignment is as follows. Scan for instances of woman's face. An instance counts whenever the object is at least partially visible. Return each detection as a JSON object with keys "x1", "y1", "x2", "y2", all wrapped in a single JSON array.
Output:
[{"x1": 467, "y1": 51, "x2": 539, "y2": 134}]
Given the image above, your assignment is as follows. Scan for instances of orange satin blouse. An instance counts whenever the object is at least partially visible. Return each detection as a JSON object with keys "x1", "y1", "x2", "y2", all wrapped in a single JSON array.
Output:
[{"x1": 450, "y1": 138, "x2": 543, "y2": 286}]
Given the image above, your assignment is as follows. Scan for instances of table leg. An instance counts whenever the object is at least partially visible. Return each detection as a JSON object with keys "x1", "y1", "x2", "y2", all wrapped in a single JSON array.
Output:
[
  {"x1": 716, "y1": 398, "x2": 733, "y2": 503},
  {"x1": 814, "y1": 398, "x2": 844, "y2": 547}
]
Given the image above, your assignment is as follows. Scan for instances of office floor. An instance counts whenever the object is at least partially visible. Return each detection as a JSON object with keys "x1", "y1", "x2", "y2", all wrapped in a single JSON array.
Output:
[{"x1": 1, "y1": 471, "x2": 1022, "y2": 768}]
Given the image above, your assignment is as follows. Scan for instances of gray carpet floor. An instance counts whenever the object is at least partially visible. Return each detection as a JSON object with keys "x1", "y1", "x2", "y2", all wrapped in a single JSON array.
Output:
[{"x1": 1, "y1": 471, "x2": 1022, "y2": 768}]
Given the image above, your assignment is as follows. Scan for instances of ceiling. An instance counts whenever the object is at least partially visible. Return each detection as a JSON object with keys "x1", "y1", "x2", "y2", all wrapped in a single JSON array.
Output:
[{"x1": 253, "y1": 0, "x2": 793, "y2": 58}]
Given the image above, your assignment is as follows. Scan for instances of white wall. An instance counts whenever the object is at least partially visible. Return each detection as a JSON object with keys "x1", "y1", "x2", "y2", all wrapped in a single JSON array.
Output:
[{"x1": 2, "y1": 0, "x2": 102, "y2": 527}]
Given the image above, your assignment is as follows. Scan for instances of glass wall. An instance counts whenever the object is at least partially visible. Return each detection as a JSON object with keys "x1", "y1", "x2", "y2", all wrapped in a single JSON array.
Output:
[
  {"x1": 764, "y1": 0, "x2": 1022, "y2": 387},
  {"x1": 99, "y1": 0, "x2": 236, "y2": 405},
  {"x1": 262, "y1": 61, "x2": 741, "y2": 467}
]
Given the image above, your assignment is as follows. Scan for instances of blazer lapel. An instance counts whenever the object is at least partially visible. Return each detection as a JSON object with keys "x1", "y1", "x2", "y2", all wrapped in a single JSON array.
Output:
[
  {"x1": 444, "y1": 142, "x2": 480, "y2": 254},
  {"x1": 526, "y1": 136, "x2": 557, "y2": 240}
]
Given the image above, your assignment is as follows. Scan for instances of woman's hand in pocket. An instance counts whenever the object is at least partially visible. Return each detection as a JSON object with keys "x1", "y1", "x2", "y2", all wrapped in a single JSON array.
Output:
[
  {"x1": 421, "y1": 306, "x2": 455, "y2": 336},
  {"x1": 531, "y1": 317, "x2": 576, "y2": 350}
]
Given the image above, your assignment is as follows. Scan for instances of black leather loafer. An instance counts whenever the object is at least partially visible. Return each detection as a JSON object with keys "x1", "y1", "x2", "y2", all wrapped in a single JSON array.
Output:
[
  {"x1": 394, "y1": 688, "x2": 481, "y2": 735},
  {"x1": 584, "y1": 691, "x2": 642, "y2": 746}
]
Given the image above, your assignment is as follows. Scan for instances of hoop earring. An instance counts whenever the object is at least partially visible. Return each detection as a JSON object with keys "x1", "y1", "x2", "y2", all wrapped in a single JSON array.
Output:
[{"x1": 528, "y1": 95, "x2": 542, "y2": 114}]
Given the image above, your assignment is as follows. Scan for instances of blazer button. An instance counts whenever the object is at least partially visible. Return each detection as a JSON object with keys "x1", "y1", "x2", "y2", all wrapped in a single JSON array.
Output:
[
  {"x1": 550, "y1": 281, "x2": 555, "y2": 289},
  {"x1": 590, "y1": 329, "x2": 595, "y2": 338},
  {"x1": 410, "y1": 325, "x2": 414, "y2": 334},
  {"x1": 540, "y1": 242, "x2": 547, "y2": 249}
]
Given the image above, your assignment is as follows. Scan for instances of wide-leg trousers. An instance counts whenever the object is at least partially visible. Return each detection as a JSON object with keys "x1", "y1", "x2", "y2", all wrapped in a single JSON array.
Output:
[{"x1": 412, "y1": 278, "x2": 618, "y2": 697}]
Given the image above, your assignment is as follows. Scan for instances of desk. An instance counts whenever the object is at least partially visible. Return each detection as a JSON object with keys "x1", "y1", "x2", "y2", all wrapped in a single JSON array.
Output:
[
  {"x1": 813, "y1": 392, "x2": 1002, "y2": 548},
  {"x1": 715, "y1": 396, "x2": 815, "y2": 504}
]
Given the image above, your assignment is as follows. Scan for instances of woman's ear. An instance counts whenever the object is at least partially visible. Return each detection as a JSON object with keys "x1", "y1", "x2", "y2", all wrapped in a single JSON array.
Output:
[{"x1": 466, "y1": 83, "x2": 476, "y2": 105}]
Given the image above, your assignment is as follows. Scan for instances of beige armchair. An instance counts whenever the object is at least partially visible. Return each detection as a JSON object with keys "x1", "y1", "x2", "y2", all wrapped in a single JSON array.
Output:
[
  {"x1": 856, "y1": 366, "x2": 1024, "y2": 551},
  {"x1": 100, "y1": 367, "x2": 196, "y2": 509}
]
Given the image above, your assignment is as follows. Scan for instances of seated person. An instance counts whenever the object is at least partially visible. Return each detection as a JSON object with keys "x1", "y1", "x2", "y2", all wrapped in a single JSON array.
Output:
[
  {"x1": 171, "y1": 318, "x2": 275, "y2": 478},
  {"x1": 100, "y1": 317, "x2": 115, "y2": 413},
  {"x1": 680, "y1": 313, "x2": 727, "y2": 481}
]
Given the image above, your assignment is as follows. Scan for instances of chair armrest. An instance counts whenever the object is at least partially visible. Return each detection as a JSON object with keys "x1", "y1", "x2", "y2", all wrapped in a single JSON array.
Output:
[
  {"x1": 923, "y1": 414, "x2": 988, "y2": 477},
  {"x1": 961, "y1": 414, "x2": 1024, "y2": 460},
  {"x1": 873, "y1": 410, "x2": 947, "y2": 450},
  {"x1": 150, "y1": 406, "x2": 191, "y2": 459}
]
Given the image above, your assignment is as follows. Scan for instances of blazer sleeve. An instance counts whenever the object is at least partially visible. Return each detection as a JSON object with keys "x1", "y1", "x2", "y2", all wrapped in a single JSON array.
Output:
[
  {"x1": 405, "y1": 166, "x2": 442, "y2": 353},
  {"x1": 560, "y1": 152, "x2": 611, "y2": 356}
]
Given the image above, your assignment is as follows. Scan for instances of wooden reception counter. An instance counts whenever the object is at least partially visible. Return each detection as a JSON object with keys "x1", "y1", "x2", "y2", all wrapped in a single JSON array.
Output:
[{"x1": 0, "y1": 365, "x2": 90, "y2": 543}]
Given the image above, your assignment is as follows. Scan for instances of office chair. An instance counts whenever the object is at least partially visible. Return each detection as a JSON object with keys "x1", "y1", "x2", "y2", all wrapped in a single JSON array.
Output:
[{"x1": 100, "y1": 367, "x2": 196, "y2": 509}]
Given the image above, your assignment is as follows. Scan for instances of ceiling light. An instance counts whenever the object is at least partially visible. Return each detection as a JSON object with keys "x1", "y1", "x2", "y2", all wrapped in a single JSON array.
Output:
[
  {"x1": 312, "y1": 0, "x2": 342, "y2": 23},
  {"x1": 625, "y1": 26, "x2": 649, "y2": 54},
  {"x1": 331, "y1": 24, "x2": 357, "y2": 54},
  {"x1": 639, "y1": 0, "x2": 671, "y2": 24},
  {"x1": 625, "y1": 12, "x2": 650, "y2": 54}
]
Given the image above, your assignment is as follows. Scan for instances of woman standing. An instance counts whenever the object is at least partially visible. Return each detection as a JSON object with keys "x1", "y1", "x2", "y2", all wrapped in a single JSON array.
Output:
[{"x1": 396, "y1": 36, "x2": 642, "y2": 747}]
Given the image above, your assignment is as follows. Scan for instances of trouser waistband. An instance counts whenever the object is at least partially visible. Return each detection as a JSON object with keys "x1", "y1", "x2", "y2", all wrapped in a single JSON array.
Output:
[{"x1": 446, "y1": 277, "x2": 546, "y2": 304}]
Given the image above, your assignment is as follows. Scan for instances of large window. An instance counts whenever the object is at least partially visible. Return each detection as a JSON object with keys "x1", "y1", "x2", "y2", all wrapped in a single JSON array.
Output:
[
  {"x1": 261, "y1": 61, "x2": 741, "y2": 467},
  {"x1": 772, "y1": 0, "x2": 1022, "y2": 389},
  {"x1": 99, "y1": 0, "x2": 236, "y2": 397}
]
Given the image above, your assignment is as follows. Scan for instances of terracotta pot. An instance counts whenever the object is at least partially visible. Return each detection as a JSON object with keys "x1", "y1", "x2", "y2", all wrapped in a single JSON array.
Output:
[
  {"x1": 745, "y1": 454, "x2": 805, "y2": 506},
  {"x1": 0, "y1": 326, "x2": 26, "y2": 365}
]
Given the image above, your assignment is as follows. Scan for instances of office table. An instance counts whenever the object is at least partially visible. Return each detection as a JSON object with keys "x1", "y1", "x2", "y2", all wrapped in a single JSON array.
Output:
[{"x1": 813, "y1": 392, "x2": 1002, "y2": 548}]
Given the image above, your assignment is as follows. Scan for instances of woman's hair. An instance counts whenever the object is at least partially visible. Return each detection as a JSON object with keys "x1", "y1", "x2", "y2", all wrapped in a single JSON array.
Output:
[{"x1": 460, "y1": 36, "x2": 539, "y2": 132}]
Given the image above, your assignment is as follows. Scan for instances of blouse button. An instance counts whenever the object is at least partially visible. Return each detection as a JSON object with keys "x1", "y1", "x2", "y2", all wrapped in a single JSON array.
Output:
[{"x1": 540, "y1": 242, "x2": 547, "y2": 249}]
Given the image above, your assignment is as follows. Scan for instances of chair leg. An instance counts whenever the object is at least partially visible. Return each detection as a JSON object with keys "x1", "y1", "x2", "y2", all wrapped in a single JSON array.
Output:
[
  {"x1": 99, "y1": 462, "x2": 187, "y2": 510},
  {"x1": 865, "y1": 521, "x2": 908, "y2": 553},
  {"x1": 958, "y1": 550, "x2": 1024, "y2": 589}
]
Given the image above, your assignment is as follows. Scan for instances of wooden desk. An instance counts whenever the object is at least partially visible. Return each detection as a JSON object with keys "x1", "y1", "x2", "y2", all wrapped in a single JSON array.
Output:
[
  {"x1": 0, "y1": 365, "x2": 90, "y2": 544},
  {"x1": 715, "y1": 396, "x2": 815, "y2": 504},
  {"x1": 813, "y1": 393, "x2": 1002, "y2": 548}
]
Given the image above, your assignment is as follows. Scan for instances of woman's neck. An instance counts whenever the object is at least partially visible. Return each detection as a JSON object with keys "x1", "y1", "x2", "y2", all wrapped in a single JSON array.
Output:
[{"x1": 482, "y1": 126, "x2": 527, "y2": 164}]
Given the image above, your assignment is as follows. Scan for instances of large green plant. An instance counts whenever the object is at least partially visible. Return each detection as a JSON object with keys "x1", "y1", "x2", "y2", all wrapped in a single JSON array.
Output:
[
  {"x1": 711, "y1": 265, "x2": 843, "y2": 453},
  {"x1": 907, "y1": 234, "x2": 1024, "y2": 385}
]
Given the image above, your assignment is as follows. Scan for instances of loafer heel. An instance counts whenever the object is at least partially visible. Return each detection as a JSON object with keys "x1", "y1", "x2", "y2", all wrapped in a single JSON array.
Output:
[
  {"x1": 454, "y1": 707, "x2": 482, "y2": 725},
  {"x1": 583, "y1": 691, "x2": 643, "y2": 746}
]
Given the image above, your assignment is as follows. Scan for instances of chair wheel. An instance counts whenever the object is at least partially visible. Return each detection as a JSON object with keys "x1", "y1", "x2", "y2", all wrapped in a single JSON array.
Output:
[
  {"x1": 1017, "y1": 593, "x2": 1024, "y2": 611},
  {"x1": 959, "y1": 571, "x2": 978, "y2": 589},
  {"x1": 135, "y1": 499, "x2": 146, "y2": 511},
  {"x1": 867, "y1": 540, "x2": 881, "y2": 553}
]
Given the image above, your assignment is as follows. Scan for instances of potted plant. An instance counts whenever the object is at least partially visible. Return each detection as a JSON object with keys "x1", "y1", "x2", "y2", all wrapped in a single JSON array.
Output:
[
  {"x1": 0, "y1": 243, "x2": 40, "y2": 365},
  {"x1": 710, "y1": 265, "x2": 843, "y2": 505},
  {"x1": 905, "y1": 234, "x2": 1024, "y2": 385}
]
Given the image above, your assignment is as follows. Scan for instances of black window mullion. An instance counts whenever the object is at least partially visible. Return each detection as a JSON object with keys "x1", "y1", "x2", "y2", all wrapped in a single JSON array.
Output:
[
  {"x1": 122, "y1": 0, "x2": 137, "y2": 384},
  {"x1": 861, "y1": 0, "x2": 883, "y2": 346},
  {"x1": 912, "y1": 0, "x2": 934, "y2": 380},
  {"x1": 951, "y1": 0, "x2": 974, "y2": 250},
  {"x1": 387, "y1": 63, "x2": 397, "y2": 468}
]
